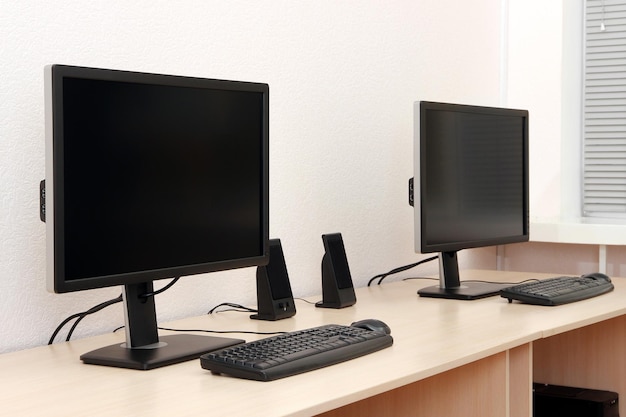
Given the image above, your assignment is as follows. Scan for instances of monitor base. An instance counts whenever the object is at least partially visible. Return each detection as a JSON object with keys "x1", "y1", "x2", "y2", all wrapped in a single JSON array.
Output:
[
  {"x1": 418, "y1": 281, "x2": 511, "y2": 300},
  {"x1": 80, "y1": 334, "x2": 244, "y2": 370}
]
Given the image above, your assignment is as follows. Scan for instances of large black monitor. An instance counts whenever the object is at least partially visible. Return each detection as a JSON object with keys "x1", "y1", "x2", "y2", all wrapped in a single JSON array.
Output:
[
  {"x1": 413, "y1": 101, "x2": 529, "y2": 300},
  {"x1": 44, "y1": 64, "x2": 270, "y2": 368}
]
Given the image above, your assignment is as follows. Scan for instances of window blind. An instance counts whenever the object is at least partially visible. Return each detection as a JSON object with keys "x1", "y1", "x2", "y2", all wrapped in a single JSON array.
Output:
[{"x1": 583, "y1": 0, "x2": 626, "y2": 217}]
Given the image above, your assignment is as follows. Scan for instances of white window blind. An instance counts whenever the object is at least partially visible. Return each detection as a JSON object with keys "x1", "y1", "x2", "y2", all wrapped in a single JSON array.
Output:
[{"x1": 583, "y1": 0, "x2": 626, "y2": 217}]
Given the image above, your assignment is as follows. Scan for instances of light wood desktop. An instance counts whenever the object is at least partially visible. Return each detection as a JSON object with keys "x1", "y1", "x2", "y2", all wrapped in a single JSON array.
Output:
[{"x1": 1, "y1": 270, "x2": 625, "y2": 416}]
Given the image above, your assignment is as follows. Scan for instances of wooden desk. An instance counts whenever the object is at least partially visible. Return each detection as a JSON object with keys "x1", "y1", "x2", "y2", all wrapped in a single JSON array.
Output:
[{"x1": 2, "y1": 270, "x2": 625, "y2": 416}]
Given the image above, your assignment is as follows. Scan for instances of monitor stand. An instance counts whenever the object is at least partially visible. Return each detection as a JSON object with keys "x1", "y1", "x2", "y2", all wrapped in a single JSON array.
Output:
[
  {"x1": 80, "y1": 282, "x2": 244, "y2": 370},
  {"x1": 417, "y1": 251, "x2": 511, "y2": 300}
]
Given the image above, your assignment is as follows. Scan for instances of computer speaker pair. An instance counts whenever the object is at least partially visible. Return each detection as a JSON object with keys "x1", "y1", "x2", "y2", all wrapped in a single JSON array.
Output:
[{"x1": 252, "y1": 233, "x2": 356, "y2": 320}]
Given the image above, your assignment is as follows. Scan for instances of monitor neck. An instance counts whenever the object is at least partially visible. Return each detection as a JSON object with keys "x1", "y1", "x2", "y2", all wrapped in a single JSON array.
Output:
[
  {"x1": 122, "y1": 282, "x2": 162, "y2": 348},
  {"x1": 439, "y1": 251, "x2": 461, "y2": 289}
]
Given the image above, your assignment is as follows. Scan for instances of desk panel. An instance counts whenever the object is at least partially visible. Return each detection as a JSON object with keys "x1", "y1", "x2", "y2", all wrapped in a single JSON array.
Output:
[
  {"x1": 318, "y1": 351, "x2": 514, "y2": 417},
  {"x1": 534, "y1": 315, "x2": 626, "y2": 416}
]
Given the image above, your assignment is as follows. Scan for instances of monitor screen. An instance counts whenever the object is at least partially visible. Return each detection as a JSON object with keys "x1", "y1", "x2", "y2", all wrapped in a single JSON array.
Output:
[
  {"x1": 413, "y1": 101, "x2": 529, "y2": 300},
  {"x1": 44, "y1": 65, "x2": 270, "y2": 368}
]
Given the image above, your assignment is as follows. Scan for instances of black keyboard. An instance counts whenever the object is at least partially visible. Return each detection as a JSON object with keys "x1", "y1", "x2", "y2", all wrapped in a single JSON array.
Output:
[
  {"x1": 500, "y1": 274, "x2": 614, "y2": 306},
  {"x1": 199, "y1": 323, "x2": 393, "y2": 381}
]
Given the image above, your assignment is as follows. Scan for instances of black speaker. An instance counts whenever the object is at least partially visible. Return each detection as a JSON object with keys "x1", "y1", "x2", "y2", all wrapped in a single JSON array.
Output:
[
  {"x1": 315, "y1": 233, "x2": 356, "y2": 309},
  {"x1": 250, "y1": 238, "x2": 296, "y2": 321}
]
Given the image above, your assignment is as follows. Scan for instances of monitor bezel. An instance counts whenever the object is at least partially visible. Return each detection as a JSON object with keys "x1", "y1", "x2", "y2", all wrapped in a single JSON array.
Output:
[{"x1": 44, "y1": 64, "x2": 270, "y2": 294}]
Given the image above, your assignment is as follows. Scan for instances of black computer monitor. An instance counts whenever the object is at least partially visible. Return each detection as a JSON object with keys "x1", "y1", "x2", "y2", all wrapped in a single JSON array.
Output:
[
  {"x1": 43, "y1": 64, "x2": 269, "y2": 369},
  {"x1": 413, "y1": 101, "x2": 529, "y2": 300}
]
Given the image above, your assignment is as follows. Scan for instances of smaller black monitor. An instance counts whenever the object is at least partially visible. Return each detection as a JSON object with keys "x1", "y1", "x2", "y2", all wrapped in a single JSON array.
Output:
[{"x1": 413, "y1": 101, "x2": 529, "y2": 300}]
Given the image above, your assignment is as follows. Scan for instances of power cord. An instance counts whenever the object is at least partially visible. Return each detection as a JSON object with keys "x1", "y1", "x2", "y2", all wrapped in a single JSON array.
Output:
[
  {"x1": 140, "y1": 277, "x2": 180, "y2": 297},
  {"x1": 208, "y1": 302, "x2": 258, "y2": 314},
  {"x1": 295, "y1": 298, "x2": 317, "y2": 305},
  {"x1": 367, "y1": 255, "x2": 439, "y2": 286},
  {"x1": 207, "y1": 298, "x2": 318, "y2": 313},
  {"x1": 49, "y1": 277, "x2": 180, "y2": 344},
  {"x1": 402, "y1": 277, "x2": 541, "y2": 286},
  {"x1": 158, "y1": 326, "x2": 286, "y2": 336},
  {"x1": 48, "y1": 294, "x2": 123, "y2": 344}
]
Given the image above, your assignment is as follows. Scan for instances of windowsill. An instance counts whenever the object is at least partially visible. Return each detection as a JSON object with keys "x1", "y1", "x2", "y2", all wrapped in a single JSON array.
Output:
[{"x1": 530, "y1": 217, "x2": 626, "y2": 245}]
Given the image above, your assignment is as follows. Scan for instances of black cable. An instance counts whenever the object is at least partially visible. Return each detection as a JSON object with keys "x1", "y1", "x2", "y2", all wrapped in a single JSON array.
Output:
[
  {"x1": 208, "y1": 302, "x2": 258, "y2": 314},
  {"x1": 402, "y1": 277, "x2": 541, "y2": 286},
  {"x1": 50, "y1": 277, "x2": 182, "y2": 344},
  {"x1": 294, "y1": 298, "x2": 317, "y2": 305},
  {"x1": 48, "y1": 313, "x2": 86, "y2": 345},
  {"x1": 65, "y1": 295, "x2": 123, "y2": 341},
  {"x1": 48, "y1": 294, "x2": 123, "y2": 345},
  {"x1": 367, "y1": 255, "x2": 439, "y2": 286},
  {"x1": 402, "y1": 276, "x2": 439, "y2": 282},
  {"x1": 461, "y1": 278, "x2": 540, "y2": 286},
  {"x1": 158, "y1": 326, "x2": 286, "y2": 336},
  {"x1": 110, "y1": 326, "x2": 286, "y2": 336},
  {"x1": 208, "y1": 298, "x2": 319, "y2": 314},
  {"x1": 140, "y1": 277, "x2": 180, "y2": 298}
]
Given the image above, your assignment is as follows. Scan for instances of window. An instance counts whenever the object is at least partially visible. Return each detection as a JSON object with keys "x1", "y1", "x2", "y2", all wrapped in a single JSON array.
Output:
[{"x1": 583, "y1": 0, "x2": 626, "y2": 218}]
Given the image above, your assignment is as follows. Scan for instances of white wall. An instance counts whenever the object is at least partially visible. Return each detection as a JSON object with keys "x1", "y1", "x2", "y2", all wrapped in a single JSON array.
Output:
[
  {"x1": 505, "y1": 0, "x2": 626, "y2": 276},
  {"x1": 507, "y1": 0, "x2": 565, "y2": 220},
  {"x1": 0, "y1": 0, "x2": 504, "y2": 353}
]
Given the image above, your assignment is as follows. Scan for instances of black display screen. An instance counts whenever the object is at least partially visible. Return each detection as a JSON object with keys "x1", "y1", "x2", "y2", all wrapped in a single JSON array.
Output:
[
  {"x1": 418, "y1": 102, "x2": 529, "y2": 253},
  {"x1": 48, "y1": 66, "x2": 269, "y2": 290}
]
